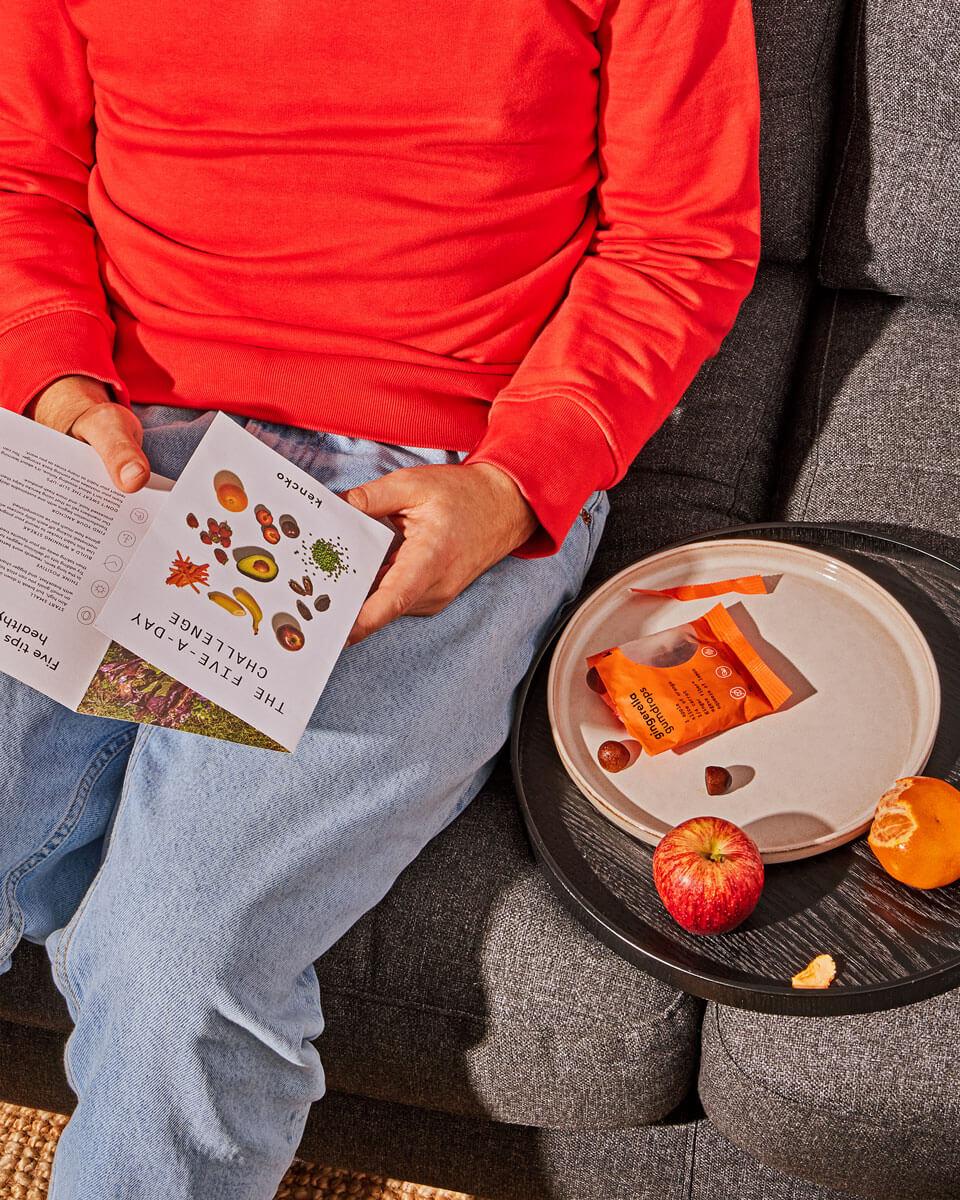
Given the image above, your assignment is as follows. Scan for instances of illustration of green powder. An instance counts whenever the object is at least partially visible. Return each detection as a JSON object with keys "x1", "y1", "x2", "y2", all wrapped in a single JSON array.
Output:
[{"x1": 310, "y1": 537, "x2": 349, "y2": 580}]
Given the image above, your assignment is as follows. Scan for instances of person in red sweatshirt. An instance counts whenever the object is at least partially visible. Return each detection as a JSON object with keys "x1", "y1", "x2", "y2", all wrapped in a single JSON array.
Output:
[{"x1": 0, "y1": 1, "x2": 760, "y2": 1196}]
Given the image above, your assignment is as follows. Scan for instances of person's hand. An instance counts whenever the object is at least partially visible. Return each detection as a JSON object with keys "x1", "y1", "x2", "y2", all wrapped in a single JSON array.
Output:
[
  {"x1": 25, "y1": 374, "x2": 150, "y2": 493},
  {"x1": 342, "y1": 462, "x2": 538, "y2": 644}
]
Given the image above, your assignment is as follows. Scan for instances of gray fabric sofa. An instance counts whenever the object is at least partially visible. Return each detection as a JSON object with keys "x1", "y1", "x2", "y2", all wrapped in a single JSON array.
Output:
[{"x1": 2, "y1": 0, "x2": 959, "y2": 1196}]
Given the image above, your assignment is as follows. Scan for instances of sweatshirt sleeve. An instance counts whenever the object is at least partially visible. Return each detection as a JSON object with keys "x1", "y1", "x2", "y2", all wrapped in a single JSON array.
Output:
[
  {"x1": 0, "y1": 0, "x2": 129, "y2": 413},
  {"x1": 463, "y1": 0, "x2": 761, "y2": 557}
]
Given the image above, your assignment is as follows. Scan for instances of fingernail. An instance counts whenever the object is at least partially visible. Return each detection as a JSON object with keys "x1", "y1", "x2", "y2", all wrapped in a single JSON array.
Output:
[{"x1": 120, "y1": 462, "x2": 145, "y2": 488}]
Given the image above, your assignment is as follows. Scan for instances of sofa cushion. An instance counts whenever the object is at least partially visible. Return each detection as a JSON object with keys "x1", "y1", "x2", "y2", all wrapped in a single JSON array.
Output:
[
  {"x1": 775, "y1": 287, "x2": 960, "y2": 560},
  {"x1": 316, "y1": 759, "x2": 703, "y2": 1130},
  {"x1": 691, "y1": 1120, "x2": 850, "y2": 1200},
  {"x1": 753, "y1": 0, "x2": 847, "y2": 263},
  {"x1": 699, "y1": 994, "x2": 960, "y2": 1200},
  {"x1": 587, "y1": 261, "x2": 813, "y2": 587},
  {"x1": 0, "y1": 759, "x2": 704, "y2": 1132},
  {"x1": 818, "y1": 0, "x2": 960, "y2": 300},
  {"x1": 303, "y1": 1091, "x2": 698, "y2": 1200}
]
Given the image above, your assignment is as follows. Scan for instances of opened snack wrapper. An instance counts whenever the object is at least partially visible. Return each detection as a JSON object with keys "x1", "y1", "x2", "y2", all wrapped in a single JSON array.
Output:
[{"x1": 586, "y1": 601, "x2": 792, "y2": 755}]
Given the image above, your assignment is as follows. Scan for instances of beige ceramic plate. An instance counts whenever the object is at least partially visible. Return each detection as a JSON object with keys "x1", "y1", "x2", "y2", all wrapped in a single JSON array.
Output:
[{"x1": 547, "y1": 539, "x2": 941, "y2": 863}]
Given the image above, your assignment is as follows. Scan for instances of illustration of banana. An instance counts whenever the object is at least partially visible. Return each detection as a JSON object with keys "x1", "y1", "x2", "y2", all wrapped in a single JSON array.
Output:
[
  {"x1": 207, "y1": 590, "x2": 246, "y2": 618},
  {"x1": 232, "y1": 586, "x2": 263, "y2": 635}
]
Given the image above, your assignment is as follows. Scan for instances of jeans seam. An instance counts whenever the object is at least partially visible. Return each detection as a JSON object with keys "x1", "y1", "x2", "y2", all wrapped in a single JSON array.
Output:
[
  {"x1": 0, "y1": 727, "x2": 136, "y2": 965},
  {"x1": 52, "y1": 724, "x2": 155, "y2": 1010}
]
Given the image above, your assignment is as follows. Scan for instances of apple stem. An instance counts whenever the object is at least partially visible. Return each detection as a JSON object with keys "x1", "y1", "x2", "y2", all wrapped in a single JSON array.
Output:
[{"x1": 709, "y1": 850, "x2": 726, "y2": 864}]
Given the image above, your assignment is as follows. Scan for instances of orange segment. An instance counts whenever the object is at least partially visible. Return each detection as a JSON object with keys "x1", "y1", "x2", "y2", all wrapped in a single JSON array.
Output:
[
  {"x1": 791, "y1": 954, "x2": 837, "y2": 990},
  {"x1": 867, "y1": 777, "x2": 960, "y2": 890},
  {"x1": 869, "y1": 796, "x2": 918, "y2": 848}
]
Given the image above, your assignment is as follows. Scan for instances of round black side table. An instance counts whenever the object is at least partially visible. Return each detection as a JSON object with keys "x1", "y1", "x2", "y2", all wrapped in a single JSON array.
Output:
[{"x1": 512, "y1": 524, "x2": 960, "y2": 1016}]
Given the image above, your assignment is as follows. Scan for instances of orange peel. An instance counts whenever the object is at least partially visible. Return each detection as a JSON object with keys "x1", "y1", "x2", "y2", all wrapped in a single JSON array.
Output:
[{"x1": 868, "y1": 776, "x2": 960, "y2": 889}]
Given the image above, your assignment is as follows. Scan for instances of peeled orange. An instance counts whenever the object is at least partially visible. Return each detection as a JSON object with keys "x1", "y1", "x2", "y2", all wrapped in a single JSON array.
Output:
[{"x1": 868, "y1": 776, "x2": 960, "y2": 889}]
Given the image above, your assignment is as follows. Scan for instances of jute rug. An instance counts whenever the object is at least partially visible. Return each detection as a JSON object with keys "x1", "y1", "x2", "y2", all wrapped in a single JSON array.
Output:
[{"x1": 0, "y1": 1103, "x2": 476, "y2": 1200}]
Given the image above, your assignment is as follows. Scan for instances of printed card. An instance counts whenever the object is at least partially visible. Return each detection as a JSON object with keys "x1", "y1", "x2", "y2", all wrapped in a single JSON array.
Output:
[
  {"x1": 93, "y1": 413, "x2": 393, "y2": 750},
  {"x1": 0, "y1": 408, "x2": 172, "y2": 708}
]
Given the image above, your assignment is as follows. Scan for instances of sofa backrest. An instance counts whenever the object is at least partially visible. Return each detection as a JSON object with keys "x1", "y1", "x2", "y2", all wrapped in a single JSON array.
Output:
[
  {"x1": 816, "y1": 0, "x2": 960, "y2": 301},
  {"x1": 752, "y1": 0, "x2": 847, "y2": 263}
]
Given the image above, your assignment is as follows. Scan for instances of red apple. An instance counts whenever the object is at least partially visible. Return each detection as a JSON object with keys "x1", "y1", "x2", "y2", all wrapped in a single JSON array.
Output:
[{"x1": 653, "y1": 816, "x2": 764, "y2": 935}]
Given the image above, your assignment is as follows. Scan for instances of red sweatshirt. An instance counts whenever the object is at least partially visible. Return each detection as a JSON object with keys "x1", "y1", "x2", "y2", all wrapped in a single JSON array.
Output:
[{"x1": 0, "y1": 0, "x2": 760, "y2": 556}]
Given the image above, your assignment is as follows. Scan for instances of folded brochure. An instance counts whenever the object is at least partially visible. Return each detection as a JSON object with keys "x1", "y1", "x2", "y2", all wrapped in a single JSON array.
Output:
[{"x1": 0, "y1": 409, "x2": 393, "y2": 751}]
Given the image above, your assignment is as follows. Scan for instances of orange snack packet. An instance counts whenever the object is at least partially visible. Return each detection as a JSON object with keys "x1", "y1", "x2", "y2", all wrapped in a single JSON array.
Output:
[
  {"x1": 630, "y1": 574, "x2": 769, "y2": 601},
  {"x1": 586, "y1": 603, "x2": 792, "y2": 756}
]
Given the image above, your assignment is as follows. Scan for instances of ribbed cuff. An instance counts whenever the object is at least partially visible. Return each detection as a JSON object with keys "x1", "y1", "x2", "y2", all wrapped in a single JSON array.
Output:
[
  {"x1": 0, "y1": 309, "x2": 129, "y2": 413},
  {"x1": 463, "y1": 393, "x2": 616, "y2": 558}
]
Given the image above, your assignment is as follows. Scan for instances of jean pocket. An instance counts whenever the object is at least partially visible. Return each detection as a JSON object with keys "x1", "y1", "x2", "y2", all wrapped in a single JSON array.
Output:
[
  {"x1": 578, "y1": 489, "x2": 610, "y2": 574},
  {"x1": 556, "y1": 490, "x2": 609, "y2": 598}
]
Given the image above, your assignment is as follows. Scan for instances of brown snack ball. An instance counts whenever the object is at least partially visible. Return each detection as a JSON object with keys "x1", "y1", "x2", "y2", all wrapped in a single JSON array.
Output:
[
  {"x1": 705, "y1": 766, "x2": 733, "y2": 795},
  {"x1": 597, "y1": 740, "x2": 630, "y2": 773},
  {"x1": 586, "y1": 666, "x2": 607, "y2": 694}
]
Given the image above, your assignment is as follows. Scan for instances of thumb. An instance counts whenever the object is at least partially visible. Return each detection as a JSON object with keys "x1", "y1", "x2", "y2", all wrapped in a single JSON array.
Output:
[
  {"x1": 341, "y1": 469, "x2": 417, "y2": 519},
  {"x1": 71, "y1": 403, "x2": 151, "y2": 493}
]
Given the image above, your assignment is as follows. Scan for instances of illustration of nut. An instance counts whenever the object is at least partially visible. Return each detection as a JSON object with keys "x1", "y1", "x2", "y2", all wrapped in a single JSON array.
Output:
[
  {"x1": 313, "y1": 594, "x2": 330, "y2": 612},
  {"x1": 296, "y1": 599, "x2": 313, "y2": 622}
]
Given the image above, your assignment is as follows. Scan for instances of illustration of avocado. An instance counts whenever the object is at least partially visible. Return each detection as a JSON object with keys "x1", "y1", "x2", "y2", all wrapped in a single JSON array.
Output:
[{"x1": 234, "y1": 547, "x2": 279, "y2": 582}]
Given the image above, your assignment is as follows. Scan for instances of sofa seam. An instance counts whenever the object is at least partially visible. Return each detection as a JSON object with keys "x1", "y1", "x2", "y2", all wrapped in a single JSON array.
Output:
[
  {"x1": 725, "y1": 278, "x2": 809, "y2": 522},
  {"x1": 707, "y1": 1006, "x2": 939, "y2": 1133},
  {"x1": 321, "y1": 982, "x2": 694, "y2": 1033},
  {"x1": 798, "y1": 289, "x2": 839, "y2": 519},
  {"x1": 816, "y1": 0, "x2": 867, "y2": 278},
  {"x1": 684, "y1": 1116, "x2": 698, "y2": 1200},
  {"x1": 846, "y1": 112, "x2": 960, "y2": 143},
  {"x1": 804, "y1": 0, "x2": 844, "y2": 249},
  {"x1": 804, "y1": 460, "x2": 960, "y2": 480}
]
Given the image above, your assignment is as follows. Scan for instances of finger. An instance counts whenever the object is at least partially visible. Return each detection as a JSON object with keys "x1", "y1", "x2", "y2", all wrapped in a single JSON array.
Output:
[
  {"x1": 347, "y1": 541, "x2": 436, "y2": 645},
  {"x1": 341, "y1": 470, "x2": 421, "y2": 519},
  {"x1": 366, "y1": 548, "x2": 399, "y2": 597},
  {"x1": 71, "y1": 405, "x2": 151, "y2": 493}
]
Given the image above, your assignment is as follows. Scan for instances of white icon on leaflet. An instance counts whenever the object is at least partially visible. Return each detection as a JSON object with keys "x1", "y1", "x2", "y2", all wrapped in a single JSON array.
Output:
[
  {"x1": 715, "y1": 665, "x2": 732, "y2": 679},
  {"x1": 701, "y1": 646, "x2": 718, "y2": 658},
  {"x1": 729, "y1": 686, "x2": 747, "y2": 700}
]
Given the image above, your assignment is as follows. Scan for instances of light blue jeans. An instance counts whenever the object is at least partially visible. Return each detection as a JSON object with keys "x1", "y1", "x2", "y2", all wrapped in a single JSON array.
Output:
[{"x1": 0, "y1": 404, "x2": 608, "y2": 1200}]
